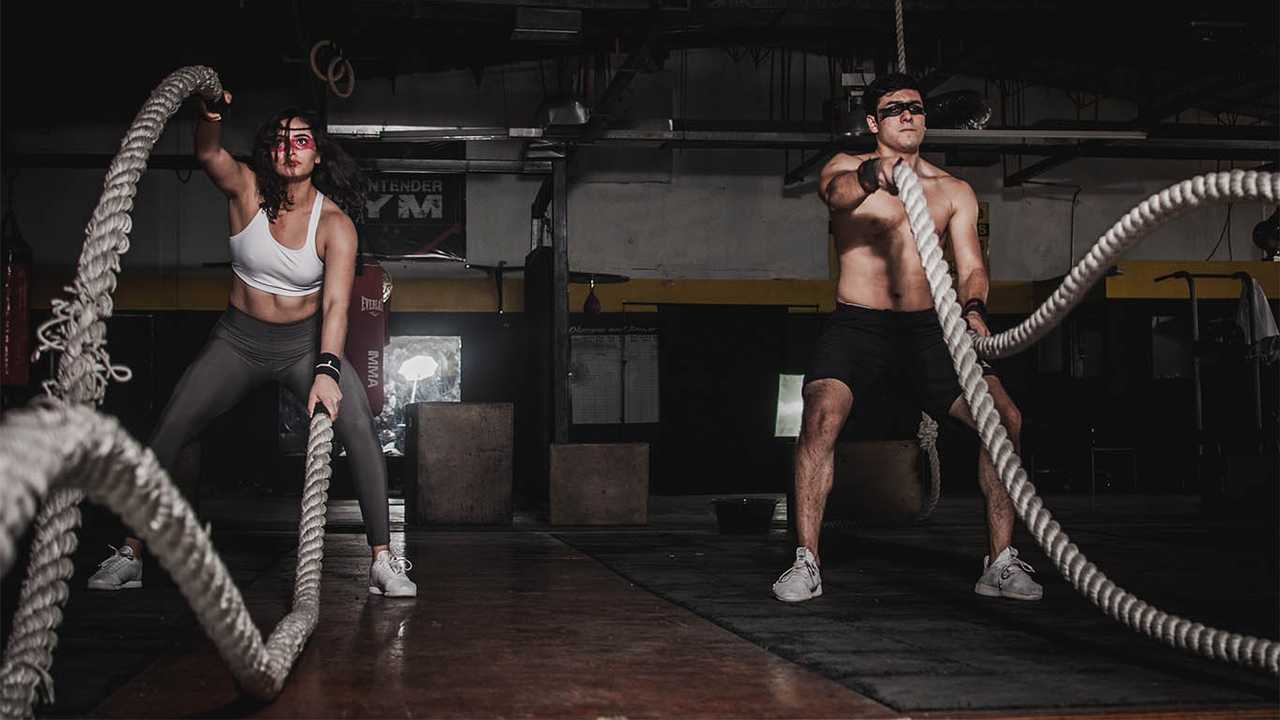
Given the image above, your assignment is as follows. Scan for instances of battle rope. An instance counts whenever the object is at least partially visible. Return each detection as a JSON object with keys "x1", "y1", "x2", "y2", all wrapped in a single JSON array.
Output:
[
  {"x1": 1, "y1": 64, "x2": 337, "y2": 716},
  {"x1": 0, "y1": 401, "x2": 335, "y2": 712},
  {"x1": 895, "y1": 162, "x2": 1279, "y2": 674}
]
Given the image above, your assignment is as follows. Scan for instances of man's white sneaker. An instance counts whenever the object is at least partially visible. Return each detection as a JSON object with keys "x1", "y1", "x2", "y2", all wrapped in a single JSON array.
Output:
[
  {"x1": 974, "y1": 546, "x2": 1043, "y2": 601},
  {"x1": 772, "y1": 547, "x2": 823, "y2": 603},
  {"x1": 369, "y1": 550, "x2": 417, "y2": 598},
  {"x1": 87, "y1": 545, "x2": 143, "y2": 591}
]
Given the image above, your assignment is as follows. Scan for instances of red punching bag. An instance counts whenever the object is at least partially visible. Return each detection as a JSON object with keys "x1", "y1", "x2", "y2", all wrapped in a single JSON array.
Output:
[
  {"x1": 1, "y1": 209, "x2": 32, "y2": 387},
  {"x1": 346, "y1": 260, "x2": 389, "y2": 415}
]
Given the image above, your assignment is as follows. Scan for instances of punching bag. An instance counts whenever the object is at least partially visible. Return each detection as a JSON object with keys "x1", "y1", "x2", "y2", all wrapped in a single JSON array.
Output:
[
  {"x1": 346, "y1": 260, "x2": 390, "y2": 415},
  {"x1": 1, "y1": 209, "x2": 32, "y2": 387}
]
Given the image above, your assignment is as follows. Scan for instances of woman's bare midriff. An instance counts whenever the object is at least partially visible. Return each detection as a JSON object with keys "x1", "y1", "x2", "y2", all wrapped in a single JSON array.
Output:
[{"x1": 229, "y1": 276, "x2": 321, "y2": 323}]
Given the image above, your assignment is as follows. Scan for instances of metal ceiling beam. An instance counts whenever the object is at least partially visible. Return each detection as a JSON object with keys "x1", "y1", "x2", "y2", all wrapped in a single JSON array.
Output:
[
  {"x1": 19, "y1": 128, "x2": 1267, "y2": 175},
  {"x1": 363, "y1": 159, "x2": 554, "y2": 174},
  {"x1": 578, "y1": 29, "x2": 658, "y2": 144},
  {"x1": 1135, "y1": 77, "x2": 1276, "y2": 128},
  {"x1": 326, "y1": 124, "x2": 1277, "y2": 160},
  {"x1": 4, "y1": 154, "x2": 556, "y2": 174},
  {"x1": 531, "y1": 176, "x2": 555, "y2": 218},
  {"x1": 17, "y1": 129, "x2": 1254, "y2": 174},
  {"x1": 1003, "y1": 147, "x2": 1086, "y2": 188},
  {"x1": 998, "y1": 76, "x2": 1279, "y2": 184}
]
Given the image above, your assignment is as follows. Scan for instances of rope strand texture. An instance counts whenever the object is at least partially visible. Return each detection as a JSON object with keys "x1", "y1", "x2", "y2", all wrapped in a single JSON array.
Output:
[{"x1": 894, "y1": 162, "x2": 1279, "y2": 675}]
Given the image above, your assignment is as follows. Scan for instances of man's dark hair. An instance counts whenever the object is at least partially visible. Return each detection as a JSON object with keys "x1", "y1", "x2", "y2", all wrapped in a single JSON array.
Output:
[
  {"x1": 861, "y1": 73, "x2": 925, "y2": 117},
  {"x1": 250, "y1": 107, "x2": 366, "y2": 221}
]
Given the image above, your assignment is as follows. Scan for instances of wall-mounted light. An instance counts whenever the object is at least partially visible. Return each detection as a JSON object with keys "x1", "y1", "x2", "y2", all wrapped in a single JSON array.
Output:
[{"x1": 399, "y1": 354, "x2": 439, "y2": 403}]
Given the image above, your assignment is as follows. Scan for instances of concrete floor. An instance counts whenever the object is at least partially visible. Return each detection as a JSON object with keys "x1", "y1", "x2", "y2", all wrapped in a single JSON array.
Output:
[{"x1": 5, "y1": 494, "x2": 1278, "y2": 719}]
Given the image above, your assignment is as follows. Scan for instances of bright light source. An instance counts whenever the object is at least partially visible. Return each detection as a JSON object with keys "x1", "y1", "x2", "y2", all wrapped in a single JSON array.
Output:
[
  {"x1": 399, "y1": 354, "x2": 438, "y2": 382},
  {"x1": 399, "y1": 354, "x2": 439, "y2": 404},
  {"x1": 373, "y1": 337, "x2": 461, "y2": 455}
]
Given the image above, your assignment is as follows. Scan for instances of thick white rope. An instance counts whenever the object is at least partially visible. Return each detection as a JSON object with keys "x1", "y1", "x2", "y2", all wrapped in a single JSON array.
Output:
[
  {"x1": 0, "y1": 401, "x2": 334, "y2": 715},
  {"x1": 2, "y1": 65, "x2": 224, "y2": 718},
  {"x1": 32, "y1": 66, "x2": 226, "y2": 405},
  {"x1": 974, "y1": 170, "x2": 1277, "y2": 360},
  {"x1": 915, "y1": 413, "x2": 941, "y2": 520},
  {"x1": 894, "y1": 162, "x2": 1279, "y2": 675},
  {"x1": 894, "y1": 4, "x2": 939, "y2": 525},
  {"x1": 1, "y1": 64, "x2": 337, "y2": 716}
]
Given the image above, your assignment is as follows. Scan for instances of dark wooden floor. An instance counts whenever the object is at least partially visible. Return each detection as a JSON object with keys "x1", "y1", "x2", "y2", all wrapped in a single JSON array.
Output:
[
  {"x1": 5, "y1": 494, "x2": 1278, "y2": 719},
  {"x1": 94, "y1": 532, "x2": 893, "y2": 719}
]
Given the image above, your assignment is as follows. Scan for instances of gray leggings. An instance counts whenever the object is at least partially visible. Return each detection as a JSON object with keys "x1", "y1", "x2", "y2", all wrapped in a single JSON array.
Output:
[{"x1": 150, "y1": 306, "x2": 390, "y2": 546}]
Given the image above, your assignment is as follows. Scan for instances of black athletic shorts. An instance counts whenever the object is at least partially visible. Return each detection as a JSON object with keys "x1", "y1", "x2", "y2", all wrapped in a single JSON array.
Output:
[{"x1": 806, "y1": 302, "x2": 996, "y2": 419}]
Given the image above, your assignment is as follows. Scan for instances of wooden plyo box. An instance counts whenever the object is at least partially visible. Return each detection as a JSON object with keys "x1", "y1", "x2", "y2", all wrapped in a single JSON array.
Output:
[
  {"x1": 550, "y1": 443, "x2": 650, "y2": 526},
  {"x1": 404, "y1": 402, "x2": 513, "y2": 525},
  {"x1": 825, "y1": 440, "x2": 929, "y2": 526}
]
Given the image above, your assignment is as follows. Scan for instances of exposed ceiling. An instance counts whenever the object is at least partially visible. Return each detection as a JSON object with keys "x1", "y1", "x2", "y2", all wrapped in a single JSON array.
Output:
[{"x1": 4, "y1": 0, "x2": 1277, "y2": 129}]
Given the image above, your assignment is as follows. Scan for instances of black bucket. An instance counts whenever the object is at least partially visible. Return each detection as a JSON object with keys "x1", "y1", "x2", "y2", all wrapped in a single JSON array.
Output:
[{"x1": 712, "y1": 497, "x2": 779, "y2": 534}]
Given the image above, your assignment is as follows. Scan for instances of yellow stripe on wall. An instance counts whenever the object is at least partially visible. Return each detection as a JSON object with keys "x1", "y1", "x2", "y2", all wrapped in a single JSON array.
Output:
[
  {"x1": 31, "y1": 262, "x2": 1273, "y2": 319},
  {"x1": 29, "y1": 267, "x2": 1113, "y2": 315},
  {"x1": 1106, "y1": 261, "x2": 1278, "y2": 300}
]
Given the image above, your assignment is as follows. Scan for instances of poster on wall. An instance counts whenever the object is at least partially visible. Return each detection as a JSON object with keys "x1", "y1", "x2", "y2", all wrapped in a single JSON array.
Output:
[
  {"x1": 357, "y1": 173, "x2": 466, "y2": 260},
  {"x1": 569, "y1": 327, "x2": 660, "y2": 425}
]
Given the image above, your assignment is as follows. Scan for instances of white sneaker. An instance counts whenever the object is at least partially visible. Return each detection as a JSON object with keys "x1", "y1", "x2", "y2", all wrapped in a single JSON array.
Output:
[
  {"x1": 974, "y1": 546, "x2": 1043, "y2": 601},
  {"x1": 772, "y1": 547, "x2": 823, "y2": 603},
  {"x1": 87, "y1": 545, "x2": 143, "y2": 591},
  {"x1": 369, "y1": 550, "x2": 417, "y2": 598}
]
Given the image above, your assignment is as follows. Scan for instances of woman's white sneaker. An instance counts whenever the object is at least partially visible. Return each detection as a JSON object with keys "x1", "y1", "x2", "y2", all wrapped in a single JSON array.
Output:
[
  {"x1": 87, "y1": 545, "x2": 143, "y2": 591},
  {"x1": 369, "y1": 550, "x2": 417, "y2": 598}
]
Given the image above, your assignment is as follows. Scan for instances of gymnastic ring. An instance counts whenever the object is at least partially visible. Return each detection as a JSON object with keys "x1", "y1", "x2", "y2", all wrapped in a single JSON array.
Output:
[
  {"x1": 310, "y1": 40, "x2": 348, "y2": 84},
  {"x1": 327, "y1": 56, "x2": 355, "y2": 99}
]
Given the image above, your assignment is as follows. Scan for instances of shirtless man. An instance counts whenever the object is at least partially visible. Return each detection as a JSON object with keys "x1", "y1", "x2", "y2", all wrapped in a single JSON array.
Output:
[{"x1": 771, "y1": 73, "x2": 1041, "y2": 603}]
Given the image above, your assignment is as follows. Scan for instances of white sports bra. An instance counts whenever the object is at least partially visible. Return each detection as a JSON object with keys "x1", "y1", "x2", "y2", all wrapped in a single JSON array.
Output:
[{"x1": 228, "y1": 191, "x2": 326, "y2": 296}]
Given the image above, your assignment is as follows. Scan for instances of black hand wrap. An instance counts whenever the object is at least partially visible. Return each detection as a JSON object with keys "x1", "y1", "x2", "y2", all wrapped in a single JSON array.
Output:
[
  {"x1": 315, "y1": 352, "x2": 342, "y2": 383},
  {"x1": 962, "y1": 298, "x2": 990, "y2": 325},
  {"x1": 856, "y1": 157, "x2": 881, "y2": 194}
]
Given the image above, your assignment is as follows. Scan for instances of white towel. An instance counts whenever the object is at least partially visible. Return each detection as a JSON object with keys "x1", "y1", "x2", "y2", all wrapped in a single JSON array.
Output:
[{"x1": 1237, "y1": 277, "x2": 1278, "y2": 344}]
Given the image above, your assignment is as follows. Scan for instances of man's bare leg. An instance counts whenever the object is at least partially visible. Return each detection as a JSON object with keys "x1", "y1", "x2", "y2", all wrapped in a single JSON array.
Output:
[
  {"x1": 773, "y1": 379, "x2": 853, "y2": 602},
  {"x1": 949, "y1": 376, "x2": 1040, "y2": 600},
  {"x1": 947, "y1": 376, "x2": 1022, "y2": 559},
  {"x1": 794, "y1": 379, "x2": 854, "y2": 565}
]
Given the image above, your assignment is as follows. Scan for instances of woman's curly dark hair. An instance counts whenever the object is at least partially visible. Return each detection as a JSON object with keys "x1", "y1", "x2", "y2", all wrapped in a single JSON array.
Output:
[{"x1": 250, "y1": 108, "x2": 365, "y2": 221}]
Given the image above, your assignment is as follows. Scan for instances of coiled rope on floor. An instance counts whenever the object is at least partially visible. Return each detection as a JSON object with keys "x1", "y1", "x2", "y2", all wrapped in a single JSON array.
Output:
[
  {"x1": 0, "y1": 401, "x2": 335, "y2": 711},
  {"x1": 915, "y1": 413, "x2": 941, "y2": 520},
  {"x1": 894, "y1": 162, "x2": 1280, "y2": 675},
  {"x1": 0, "y1": 65, "x2": 337, "y2": 717}
]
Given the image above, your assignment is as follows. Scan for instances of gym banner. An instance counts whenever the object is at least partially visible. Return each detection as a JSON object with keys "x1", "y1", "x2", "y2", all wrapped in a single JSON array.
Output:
[
  {"x1": 358, "y1": 173, "x2": 465, "y2": 259},
  {"x1": 347, "y1": 261, "x2": 389, "y2": 415}
]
